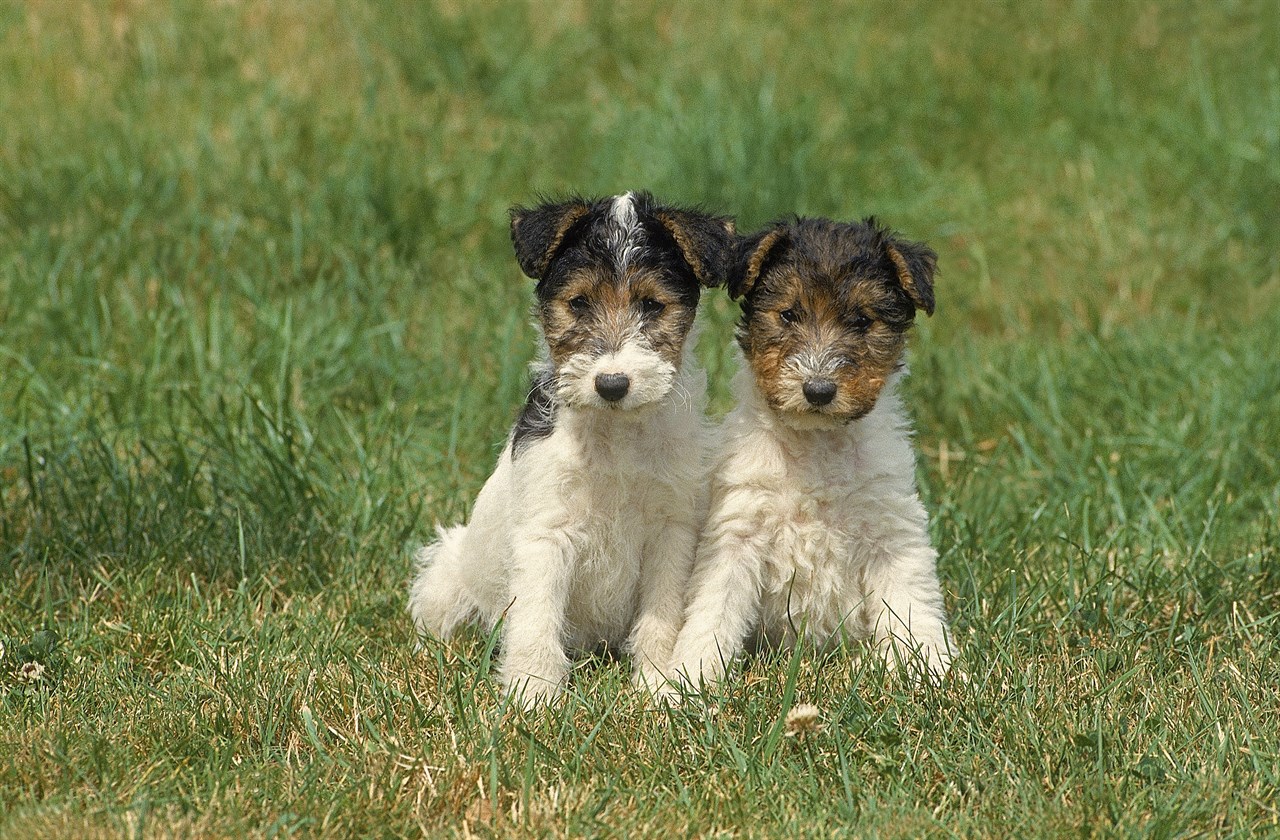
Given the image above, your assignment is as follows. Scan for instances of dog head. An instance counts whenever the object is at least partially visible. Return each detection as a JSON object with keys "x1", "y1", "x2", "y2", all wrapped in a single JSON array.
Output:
[
  {"x1": 728, "y1": 217, "x2": 936, "y2": 429},
  {"x1": 511, "y1": 191, "x2": 734, "y2": 412}
]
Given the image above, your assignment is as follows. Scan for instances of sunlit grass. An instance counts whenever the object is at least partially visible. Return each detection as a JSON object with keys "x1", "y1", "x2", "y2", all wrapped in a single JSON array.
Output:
[{"x1": 2, "y1": 1, "x2": 1278, "y2": 837}]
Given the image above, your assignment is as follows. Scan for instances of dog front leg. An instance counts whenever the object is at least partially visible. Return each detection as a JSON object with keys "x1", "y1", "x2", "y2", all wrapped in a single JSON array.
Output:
[
  {"x1": 500, "y1": 529, "x2": 575, "y2": 709},
  {"x1": 629, "y1": 514, "x2": 699, "y2": 694},
  {"x1": 864, "y1": 542, "x2": 955, "y2": 681},
  {"x1": 667, "y1": 516, "x2": 768, "y2": 691}
]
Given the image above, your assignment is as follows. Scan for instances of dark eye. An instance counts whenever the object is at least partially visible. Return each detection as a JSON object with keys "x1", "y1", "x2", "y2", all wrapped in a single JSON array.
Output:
[
  {"x1": 639, "y1": 298, "x2": 666, "y2": 316},
  {"x1": 851, "y1": 314, "x2": 873, "y2": 332},
  {"x1": 779, "y1": 308, "x2": 800, "y2": 324},
  {"x1": 568, "y1": 295, "x2": 590, "y2": 314}
]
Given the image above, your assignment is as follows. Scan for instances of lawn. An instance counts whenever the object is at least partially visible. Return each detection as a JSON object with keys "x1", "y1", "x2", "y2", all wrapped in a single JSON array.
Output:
[{"x1": 2, "y1": 1, "x2": 1278, "y2": 837}]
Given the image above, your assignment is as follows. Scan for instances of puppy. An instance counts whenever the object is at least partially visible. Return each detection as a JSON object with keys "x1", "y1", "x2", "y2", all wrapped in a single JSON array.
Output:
[
  {"x1": 409, "y1": 191, "x2": 734, "y2": 708},
  {"x1": 668, "y1": 216, "x2": 955, "y2": 690}
]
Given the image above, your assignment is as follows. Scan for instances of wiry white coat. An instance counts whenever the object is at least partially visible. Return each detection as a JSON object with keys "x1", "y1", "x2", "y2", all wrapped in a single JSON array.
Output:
[
  {"x1": 409, "y1": 345, "x2": 709, "y2": 708},
  {"x1": 669, "y1": 359, "x2": 954, "y2": 689}
]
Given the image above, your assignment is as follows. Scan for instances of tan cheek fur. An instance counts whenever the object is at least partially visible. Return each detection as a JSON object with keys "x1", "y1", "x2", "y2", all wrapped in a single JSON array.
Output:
[
  {"x1": 644, "y1": 306, "x2": 695, "y2": 367},
  {"x1": 746, "y1": 339, "x2": 791, "y2": 412}
]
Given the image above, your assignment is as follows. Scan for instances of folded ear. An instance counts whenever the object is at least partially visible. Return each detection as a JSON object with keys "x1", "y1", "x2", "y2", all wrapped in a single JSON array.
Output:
[
  {"x1": 729, "y1": 225, "x2": 789, "y2": 300},
  {"x1": 509, "y1": 199, "x2": 591, "y2": 280},
  {"x1": 883, "y1": 235, "x2": 938, "y2": 316},
  {"x1": 653, "y1": 209, "x2": 736, "y2": 288}
]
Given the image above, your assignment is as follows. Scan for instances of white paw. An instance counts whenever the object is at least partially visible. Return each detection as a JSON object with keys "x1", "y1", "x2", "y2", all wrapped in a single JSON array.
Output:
[
  {"x1": 631, "y1": 662, "x2": 667, "y2": 692},
  {"x1": 668, "y1": 657, "x2": 723, "y2": 694},
  {"x1": 633, "y1": 664, "x2": 688, "y2": 706},
  {"x1": 503, "y1": 672, "x2": 565, "y2": 710},
  {"x1": 500, "y1": 649, "x2": 570, "y2": 710},
  {"x1": 879, "y1": 636, "x2": 958, "y2": 685}
]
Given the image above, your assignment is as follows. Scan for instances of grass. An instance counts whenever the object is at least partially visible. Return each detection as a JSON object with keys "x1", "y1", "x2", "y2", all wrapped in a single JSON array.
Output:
[{"x1": 2, "y1": 0, "x2": 1278, "y2": 836}]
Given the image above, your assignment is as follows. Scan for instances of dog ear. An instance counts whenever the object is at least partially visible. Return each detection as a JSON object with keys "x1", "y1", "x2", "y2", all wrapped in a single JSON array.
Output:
[
  {"x1": 729, "y1": 225, "x2": 789, "y2": 300},
  {"x1": 509, "y1": 199, "x2": 591, "y2": 280},
  {"x1": 883, "y1": 234, "x2": 938, "y2": 317},
  {"x1": 652, "y1": 209, "x2": 736, "y2": 288}
]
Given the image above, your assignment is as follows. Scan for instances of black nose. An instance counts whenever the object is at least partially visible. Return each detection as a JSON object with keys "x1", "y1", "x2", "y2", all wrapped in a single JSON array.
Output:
[
  {"x1": 802, "y1": 378, "x2": 837, "y2": 407},
  {"x1": 595, "y1": 372, "x2": 630, "y2": 402}
]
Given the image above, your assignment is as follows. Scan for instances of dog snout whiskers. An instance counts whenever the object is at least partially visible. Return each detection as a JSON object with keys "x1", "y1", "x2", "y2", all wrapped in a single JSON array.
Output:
[
  {"x1": 802, "y1": 378, "x2": 837, "y2": 407},
  {"x1": 595, "y1": 372, "x2": 630, "y2": 402}
]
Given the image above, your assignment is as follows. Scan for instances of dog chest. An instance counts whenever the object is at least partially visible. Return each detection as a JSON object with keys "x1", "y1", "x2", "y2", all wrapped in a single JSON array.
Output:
[
  {"x1": 751, "y1": 483, "x2": 865, "y2": 637},
  {"x1": 547, "y1": 425, "x2": 695, "y2": 637},
  {"x1": 715, "y1": 430, "x2": 890, "y2": 642}
]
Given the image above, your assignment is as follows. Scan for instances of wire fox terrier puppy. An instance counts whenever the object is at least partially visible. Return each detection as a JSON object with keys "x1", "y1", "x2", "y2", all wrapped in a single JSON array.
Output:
[
  {"x1": 668, "y1": 216, "x2": 956, "y2": 690},
  {"x1": 408, "y1": 191, "x2": 734, "y2": 708}
]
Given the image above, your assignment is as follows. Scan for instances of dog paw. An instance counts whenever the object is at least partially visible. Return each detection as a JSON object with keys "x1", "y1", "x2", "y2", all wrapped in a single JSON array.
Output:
[
  {"x1": 649, "y1": 680, "x2": 685, "y2": 706},
  {"x1": 879, "y1": 637, "x2": 959, "y2": 686},
  {"x1": 500, "y1": 649, "x2": 570, "y2": 710},
  {"x1": 631, "y1": 663, "x2": 670, "y2": 694}
]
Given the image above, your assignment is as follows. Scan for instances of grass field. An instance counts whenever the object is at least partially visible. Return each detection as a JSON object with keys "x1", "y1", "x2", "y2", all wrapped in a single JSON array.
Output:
[{"x1": 2, "y1": 1, "x2": 1279, "y2": 836}]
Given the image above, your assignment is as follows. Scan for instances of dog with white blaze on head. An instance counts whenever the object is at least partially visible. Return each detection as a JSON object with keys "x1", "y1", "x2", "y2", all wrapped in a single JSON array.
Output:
[
  {"x1": 408, "y1": 191, "x2": 734, "y2": 708},
  {"x1": 667, "y1": 216, "x2": 957, "y2": 693}
]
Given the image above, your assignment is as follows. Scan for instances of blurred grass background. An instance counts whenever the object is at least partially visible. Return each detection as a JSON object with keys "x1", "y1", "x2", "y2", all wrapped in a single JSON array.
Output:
[{"x1": 2, "y1": 1, "x2": 1278, "y2": 837}]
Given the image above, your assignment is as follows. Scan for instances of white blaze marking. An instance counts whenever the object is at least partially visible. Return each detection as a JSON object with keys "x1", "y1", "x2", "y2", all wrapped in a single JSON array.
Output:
[{"x1": 607, "y1": 191, "x2": 642, "y2": 272}]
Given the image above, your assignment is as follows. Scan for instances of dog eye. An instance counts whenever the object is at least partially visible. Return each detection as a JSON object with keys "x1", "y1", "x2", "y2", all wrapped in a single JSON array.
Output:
[
  {"x1": 568, "y1": 295, "x2": 591, "y2": 314},
  {"x1": 779, "y1": 308, "x2": 800, "y2": 324},
  {"x1": 639, "y1": 298, "x2": 666, "y2": 316},
  {"x1": 850, "y1": 314, "x2": 873, "y2": 331}
]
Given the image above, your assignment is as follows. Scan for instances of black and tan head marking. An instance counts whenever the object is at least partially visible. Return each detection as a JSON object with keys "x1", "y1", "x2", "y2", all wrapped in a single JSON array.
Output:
[
  {"x1": 510, "y1": 191, "x2": 735, "y2": 410},
  {"x1": 729, "y1": 216, "x2": 937, "y2": 424}
]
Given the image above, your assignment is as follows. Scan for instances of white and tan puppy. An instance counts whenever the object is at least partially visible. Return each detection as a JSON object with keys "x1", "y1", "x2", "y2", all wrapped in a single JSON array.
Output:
[
  {"x1": 409, "y1": 191, "x2": 734, "y2": 708},
  {"x1": 669, "y1": 217, "x2": 956, "y2": 691}
]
